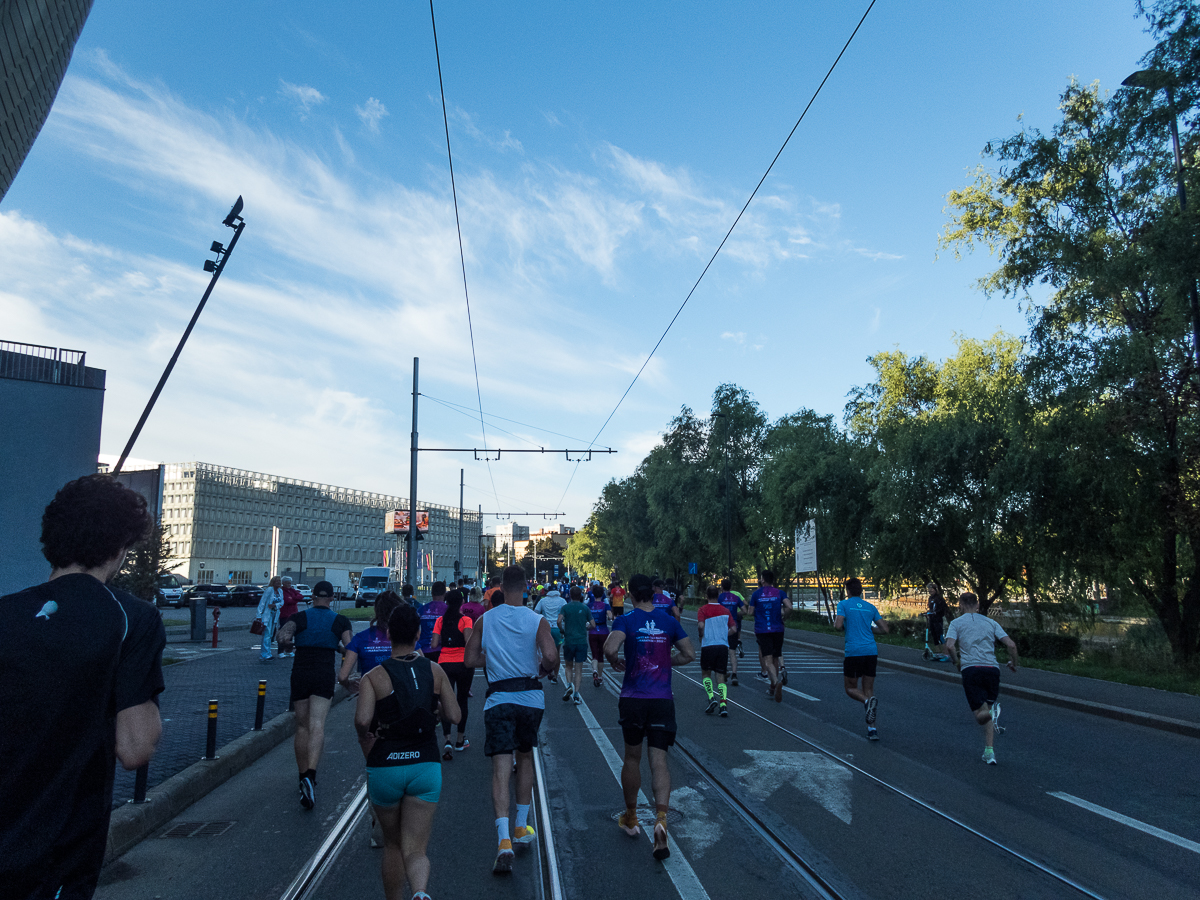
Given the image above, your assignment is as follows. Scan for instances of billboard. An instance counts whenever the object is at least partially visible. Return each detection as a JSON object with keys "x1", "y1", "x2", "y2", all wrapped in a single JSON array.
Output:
[
  {"x1": 385, "y1": 509, "x2": 430, "y2": 534},
  {"x1": 795, "y1": 520, "x2": 818, "y2": 573}
]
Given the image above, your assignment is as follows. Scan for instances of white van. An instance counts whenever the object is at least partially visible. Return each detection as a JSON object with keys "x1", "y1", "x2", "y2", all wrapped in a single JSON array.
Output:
[{"x1": 355, "y1": 566, "x2": 391, "y2": 607}]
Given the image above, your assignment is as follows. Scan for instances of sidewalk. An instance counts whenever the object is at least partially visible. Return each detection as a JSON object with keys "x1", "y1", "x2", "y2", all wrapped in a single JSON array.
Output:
[{"x1": 783, "y1": 625, "x2": 1200, "y2": 736}]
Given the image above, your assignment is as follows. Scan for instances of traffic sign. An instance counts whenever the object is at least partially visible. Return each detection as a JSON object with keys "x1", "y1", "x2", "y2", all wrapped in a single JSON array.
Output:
[{"x1": 688, "y1": 562, "x2": 698, "y2": 575}]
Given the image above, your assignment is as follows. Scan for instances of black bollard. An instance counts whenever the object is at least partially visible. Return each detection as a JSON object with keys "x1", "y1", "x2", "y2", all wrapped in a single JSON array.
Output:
[
  {"x1": 204, "y1": 699, "x2": 219, "y2": 760},
  {"x1": 254, "y1": 679, "x2": 266, "y2": 731},
  {"x1": 131, "y1": 763, "x2": 149, "y2": 803}
]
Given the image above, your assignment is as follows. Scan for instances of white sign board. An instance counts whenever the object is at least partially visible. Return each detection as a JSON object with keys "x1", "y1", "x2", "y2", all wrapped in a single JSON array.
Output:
[{"x1": 795, "y1": 520, "x2": 818, "y2": 573}]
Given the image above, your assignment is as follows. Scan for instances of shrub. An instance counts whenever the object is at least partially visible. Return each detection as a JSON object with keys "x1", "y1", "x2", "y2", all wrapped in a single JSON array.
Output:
[
  {"x1": 1008, "y1": 629, "x2": 1081, "y2": 660},
  {"x1": 787, "y1": 608, "x2": 830, "y2": 627}
]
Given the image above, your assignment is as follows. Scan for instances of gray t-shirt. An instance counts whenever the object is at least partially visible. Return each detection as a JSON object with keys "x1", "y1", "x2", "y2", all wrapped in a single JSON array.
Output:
[
  {"x1": 946, "y1": 612, "x2": 1008, "y2": 669},
  {"x1": 534, "y1": 593, "x2": 567, "y2": 627}
]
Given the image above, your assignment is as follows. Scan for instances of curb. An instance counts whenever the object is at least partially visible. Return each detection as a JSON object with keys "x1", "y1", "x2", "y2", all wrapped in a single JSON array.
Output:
[
  {"x1": 105, "y1": 688, "x2": 349, "y2": 863},
  {"x1": 783, "y1": 634, "x2": 1200, "y2": 739}
]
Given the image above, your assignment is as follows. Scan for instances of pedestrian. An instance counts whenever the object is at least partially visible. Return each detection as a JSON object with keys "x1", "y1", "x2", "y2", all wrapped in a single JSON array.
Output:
[
  {"x1": 431, "y1": 589, "x2": 474, "y2": 757},
  {"x1": 355, "y1": 603, "x2": 461, "y2": 900},
  {"x1": 944, "y1": 592, "x2": 1020, "y2": 764},
  {"x1": 278, "y1": 581, "x2": 353, "y2": 809},
  {"x1": 279, "y1": 576, "x2": 303, "y2": 657},
  {"x1": 697, "y1": 586, "x2": 736, "y2": 716},
  {"x1": 419, "y1": 582, "x2": 448, "y2": 663},
  {"x1": 651, "y1": 577, "x2": 682, "y2": 622},
  {"x1": 608, "y1": 579, "x2": 625, "y2": 619},
  {"x1": 604, "y1": 574, "x2": 694, "y2": 860},
  {"x1": 925, "y1": 581, "x2": 950, "y2": 660},
  {"x1": 717, "y1": 578, "x2": 746, "y2": 686},
  {"x1": 748, "y1": 570, "x2": 793, "y2": 702},
  {"x1": 402, "y1": 583, "x2": 416, "y2": 607},
  {"x1": 533, "y1": 583, "x2": 567, "y2": 683},
  {"x1": 463, "y1": 565, "x2": 558, "y2": 875},
  {"x1": 483, "y1": 576, "x2": 502, "y2": 605},
  {"x1": 833, "y1": 577, "x2": 889, "y2": 741},
  {"x1": 587, "y1": 582, "x2": 612, "y2": 687},
  {"x1": 557, "y1": 586, "x2": 595, "y2": 704},
  {"x1": 257, "y1": 575, "x2": 284, "y2": 661},
  {"x1": 0, "y1": 474, "x2": 165, "y2": 899}
]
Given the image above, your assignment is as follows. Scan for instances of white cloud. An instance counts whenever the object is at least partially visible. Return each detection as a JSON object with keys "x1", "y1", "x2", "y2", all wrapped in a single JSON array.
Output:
[
  {"x1": 355, "y1": 97, "x2": 388, "y2": 133},
  {"x1": 449, "y1": 105, "x2": 523, "y2": 153},
  {"x1": 721, "y1": 331, "x2": 746, "y2": 344},
  {"x1": 278, "y1": 80, "x2": 326, "y2": 117}
]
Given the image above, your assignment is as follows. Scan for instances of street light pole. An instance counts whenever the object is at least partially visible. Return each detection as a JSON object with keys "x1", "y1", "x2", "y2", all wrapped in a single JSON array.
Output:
[
  {"x1": 296, "y1": 545, "x2": 303, "y2": 585},
  {"x1": 407, "y1": 358, "x2": 420, "y2": 590}
]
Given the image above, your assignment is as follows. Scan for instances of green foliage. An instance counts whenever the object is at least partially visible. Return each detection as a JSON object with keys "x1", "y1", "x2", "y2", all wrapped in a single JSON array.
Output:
[
  {"x1": 1007, "y1": 629, "x2": 1083, "y2": 661},
  {"x1": 111, "y1": 522, "x2": 173, "y2": 602}
]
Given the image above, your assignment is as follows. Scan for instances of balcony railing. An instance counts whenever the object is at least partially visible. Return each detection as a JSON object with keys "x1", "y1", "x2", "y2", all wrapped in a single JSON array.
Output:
[{"x1": 0, "y1": 340, "x2": 94, "y2": 387}]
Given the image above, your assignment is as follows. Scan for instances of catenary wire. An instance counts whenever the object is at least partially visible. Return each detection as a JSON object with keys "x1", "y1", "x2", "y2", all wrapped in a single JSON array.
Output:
[
  {"x1": 422, "y1": 392, "x2": 612, "y2": 449},
  {"x1": 429, "y1": 0, "x2": 501, "y2": 512}
]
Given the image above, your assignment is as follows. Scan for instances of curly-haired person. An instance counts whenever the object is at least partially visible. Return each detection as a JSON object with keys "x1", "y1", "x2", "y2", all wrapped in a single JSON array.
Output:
[{"x1": 0, "y1": 474, "x2": 166, "y2": 900}]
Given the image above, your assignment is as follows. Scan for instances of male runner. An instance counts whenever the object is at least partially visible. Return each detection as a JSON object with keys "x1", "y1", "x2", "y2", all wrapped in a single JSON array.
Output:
[
  {"x1": 557, "y1": 586, "x2": 595, "y2": 704},
  {"x1": 587, "y1": 583, "x2": 612, "y2": 687},
  {"x1": 833, "y1": 577, "x2": 889, "y2": 740},
  {"x1": 1, "y1": 475, "x2": 164, "y2": 900},
  {"x1": 278, "y1": 581, "x2": 352, "y2": 809},
  {"x1": 717, "y1": 578, "x2": 746, "y2": 686},
  {"x1": 534, "y1": 583, "x2": 567, "y2": 683},
  {"x1": 464, "y1": 565, "x2": 558, "y2": 874},
  {"x1": 748, "y1": 571, "x2": 792, "y2": 702},
  {"x1": 418, "y1": 581, "x2": 448, "y2": 662},
  {"x1": 944, "y1": 592, "x2": 1019, "y2": 764},
  {"x1": 651, "y1": 577, "x2": 682, "y2": 622},
  {"x1": 697, "y1": 586, "x2": 737, "y2": 716},
  {"x1": 604, "y1": 574, "x2": 695, "y2": 861}
]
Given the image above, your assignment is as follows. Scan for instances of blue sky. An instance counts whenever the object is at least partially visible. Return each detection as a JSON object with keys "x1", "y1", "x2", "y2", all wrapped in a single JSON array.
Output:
[{"x1": 1, "y1": 1, "x2": 1155, "y2": 531}]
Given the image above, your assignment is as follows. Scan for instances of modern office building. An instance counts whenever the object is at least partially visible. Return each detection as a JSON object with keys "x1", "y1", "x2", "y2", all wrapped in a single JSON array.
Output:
[{"x1": 105, "y1": 461, "x2": 482, "y2": 593}]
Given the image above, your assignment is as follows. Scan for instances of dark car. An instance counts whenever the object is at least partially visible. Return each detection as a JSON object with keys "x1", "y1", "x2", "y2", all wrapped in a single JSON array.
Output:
[
  {"x1": 229, "y1": 584, "x2": 264, "y2": 607},
  {"x1": 183, "y1": 583, "x2": 234, "y2": 608}
]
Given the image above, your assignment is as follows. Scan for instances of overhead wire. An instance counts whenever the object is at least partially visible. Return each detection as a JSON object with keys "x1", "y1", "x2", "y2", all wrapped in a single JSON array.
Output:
[
  {"x1": 554, "y1": 0, "x2": 879, "y2": 513},
  {"x1": 422, "y1": 392, "x2": 613, "y2": 449},
  {"x1": 429, "y1": 0, "x2": 501, "y2": 512}
]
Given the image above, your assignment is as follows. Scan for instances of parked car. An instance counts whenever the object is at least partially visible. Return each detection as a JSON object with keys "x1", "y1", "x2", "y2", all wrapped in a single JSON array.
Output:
[
  {"x1": 155, "y1": 575, "x2": 184, "y2": 609},
  {"x1": 183, "y1": 583, "x2": 234, "y2": 608},
  {"x1": 229, "y1": 584, "x2": 264, "y2": 607},
  {"x1": 294, "y1": 583, "x2": 312, "y2": 601}
]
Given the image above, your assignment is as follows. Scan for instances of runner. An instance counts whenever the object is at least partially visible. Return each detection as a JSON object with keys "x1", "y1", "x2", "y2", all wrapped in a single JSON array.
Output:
[
  {"x1": 603, "y1": 574, "x2": 695, "y2": 861},
  {"x1": 587, "y1": 583, "x2": 612, "y2": 687},
  {"x1": 278, "y1": 581, "x2": 353, "y2": 809},
  {"x1": 431, "y1": 590, "x2": 474, "y2": 757},
  {"x1": 355, "y1": 603, "x2": 461, "y2": 900},
  {"x1": 696, "y1": 586, "x2": 736, "y2": 716},
  {"x1": 464, "y1": 565, "x2": 558, "y2": 875},
  {"x1": 717, "y1": 578, "x2": 746, "y2": 687},
  {"x1": 833, "y1": 577, "x2": 889, "y2": 741},
  {"x1": 651, "y1": 577, "x2": 682, "y2": 622},
  {"x1": 944, "y1": 592, "x2": 1020, "y2": 764},
  {"x1": 533, "y1": 583, "x2": 567, "y2": 683},
  {"x1": 608, "y1": 579, "x2": 626, "y2": 619},
  {"x1": 557, "y1": 586, "x2": 595, "y2": 705},
  {"x1": 418, "y1": 582, "x2": 448, "y2": 663},
  {"x1": 483, "y1": 576, "x2": 503, "y2": 606},
  {"x1": 748, "y1": 571, "x2": 792, "y2": 702}
]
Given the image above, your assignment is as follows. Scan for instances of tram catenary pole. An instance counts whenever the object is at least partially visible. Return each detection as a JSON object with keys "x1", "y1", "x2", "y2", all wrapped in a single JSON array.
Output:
[
  {"x1": 456, "y1": 468, "x2": 464, "y2": 582},
  {"x1": 407, "y1": 358, "x2": 420, "y2": 591}
]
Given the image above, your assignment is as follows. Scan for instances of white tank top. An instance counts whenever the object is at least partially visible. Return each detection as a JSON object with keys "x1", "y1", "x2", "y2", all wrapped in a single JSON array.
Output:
[{"x1": 481, "y1": 603, "x2": 545, "y2": 711}]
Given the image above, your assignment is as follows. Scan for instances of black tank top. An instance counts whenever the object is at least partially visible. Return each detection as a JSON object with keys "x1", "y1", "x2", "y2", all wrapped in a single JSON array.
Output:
[
  {"x1": 366, "y1": 655, "x2": 440, "y2": 767},
  {"x1": 441, "y1": 612, "x2": 467, "y2": 649}
]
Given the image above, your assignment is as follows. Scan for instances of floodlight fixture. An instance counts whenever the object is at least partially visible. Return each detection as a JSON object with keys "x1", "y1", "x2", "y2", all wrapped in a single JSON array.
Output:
[{"x1": 223, "y1": 195, "x2": 244, "y2": 228}]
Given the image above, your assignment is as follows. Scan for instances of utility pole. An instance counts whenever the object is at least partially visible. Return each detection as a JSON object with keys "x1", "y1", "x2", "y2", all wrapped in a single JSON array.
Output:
[
  {"x1": 407, "y1": 358, "x2": 419, "y2": 590},
  {"x1": 456, "y1": 468, "x2": 464, "y2": 582}
]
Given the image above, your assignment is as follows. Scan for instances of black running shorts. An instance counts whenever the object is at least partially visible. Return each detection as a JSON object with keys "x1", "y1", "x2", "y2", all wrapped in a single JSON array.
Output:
[
  {"x1": 290, "y1": 665, "x2": 335, "y2": 702},
  {"x1": 727, "y1": 621, "x2": 741, "y2": 650},
  {"x1": 617, "y1": 697, "x2": 677, "y2": 750},
  {"x1": 755, "y1": 631, "x2": 784, "y2": 658},
  {"x1": 961, "y1": 666, "x2": 1000, "y2": 711},
  {"x1": 483, "y1": 703, "x2": 544, "y2": 756},
  {"x1": 843, "y1": 654, "x2": 878, "y2": 679},
  {"x1": 700, "y1": 645, "x2": 728, "y2": 674}
]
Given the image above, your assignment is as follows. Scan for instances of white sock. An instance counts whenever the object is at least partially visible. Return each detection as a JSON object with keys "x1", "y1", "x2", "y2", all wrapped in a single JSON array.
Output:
[
  {"x1": 515, "y1": 804, "x2": 530, "y2": 829},
  {"x1": 496, "y1": 817, "x2": 510, "y2": 843}
]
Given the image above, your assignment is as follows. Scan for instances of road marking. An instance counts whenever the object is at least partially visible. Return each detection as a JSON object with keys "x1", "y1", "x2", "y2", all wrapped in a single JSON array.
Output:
[
  {"x1": 730, "y1": 750, "x2": 852, "y2": 824},
  {"x1": 784, "y1": 686, "x2": 821, "y2": 702},
  {"x1": 1049, "y1": 792, "x2": 1200, "y2": 855},
  {"x1": 576, "y1": 693, "x2": 712, "y2": 900}
]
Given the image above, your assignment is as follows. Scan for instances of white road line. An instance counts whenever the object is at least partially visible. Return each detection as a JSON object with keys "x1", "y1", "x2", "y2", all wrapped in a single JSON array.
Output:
[
  {"x1": 1048, "y1": 792, "x2": 1200, "y2": 855},
  {"x1": 576, "y1": 693, "x2": 712, "y2": 900},
  {"x1": 783, "y1": 686, "x2": 821, "y2": 702}
]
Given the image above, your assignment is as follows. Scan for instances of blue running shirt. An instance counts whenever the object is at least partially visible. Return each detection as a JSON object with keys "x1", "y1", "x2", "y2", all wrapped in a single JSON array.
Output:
[
  {"x1": 346, "y1": 625, "x2": 392, "y2": 674},
  {"x1": 587, "y1": 599, "x2": 610, "y2": 634},
  {"x1": 418, "y1": 600, "x2": 446, "y2": 653},
  {"x1": 749, "y1": 586, "x2": 787, "y2": 633},
  {"x1": 612, "y1": 608, "x2": 687, "y2": 700},
  {"x1": 652, "y1": 592, "x2": 676, "y2": 613},
  {"x1": 836, "y1": 597, "x2": 882, "y2": 657},
  {"x1": 718, "y1": 591, "x2": 744, "y2": 623}
]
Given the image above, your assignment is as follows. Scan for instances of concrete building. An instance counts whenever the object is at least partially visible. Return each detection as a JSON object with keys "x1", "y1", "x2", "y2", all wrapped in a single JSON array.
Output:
[
  {"x1": 103, "y1": 461, "x2": 483, "y2": 594},
  {"x1": 513, "y1": 524, "x2": 576, "y2": 558},
  {"x1": 0, "y1": 340, "x2": 105, "y2": 596},
  {"x1": 489, "y1": 521, "x2": 530, "y2": 553},
  {"x1": 1, "y1": 0, "x2": 94, "y2": 199}
]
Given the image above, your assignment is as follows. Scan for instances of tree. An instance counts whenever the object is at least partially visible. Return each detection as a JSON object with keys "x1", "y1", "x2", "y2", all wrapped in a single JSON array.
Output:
[
  {"x1": 942, "y1": 1, "x2": 1200, "y2": 658},
  {"x1": 112, "y1": 522, "x2": 173, "y2": 602},
  {"x1": 565, "y1": 516, "x2": 608, "y2": 578}
]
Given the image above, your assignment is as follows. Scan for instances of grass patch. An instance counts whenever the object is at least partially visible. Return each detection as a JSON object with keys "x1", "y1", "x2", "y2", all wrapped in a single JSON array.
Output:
[
  {"x1": 1006, "y1": 656, "x2": 1200, "y2": 695},
  {"x1": 162, "y1": 657, "x2": 181, "y2": 666},
  {"x1": 340, "y1": 607, "x2": 376, "y2": 621},
  {"x1": 162, "y1": 618, "x2": 188, "y2": 627}
]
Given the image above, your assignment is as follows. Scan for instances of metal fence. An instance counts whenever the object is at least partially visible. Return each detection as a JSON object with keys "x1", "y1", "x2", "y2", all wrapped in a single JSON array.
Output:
[{"x1": 0, "y1": 340, "x2": 89, "y2": 386}]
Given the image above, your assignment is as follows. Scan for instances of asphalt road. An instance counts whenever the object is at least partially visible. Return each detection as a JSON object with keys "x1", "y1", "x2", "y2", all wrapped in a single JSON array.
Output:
[{"x1": 98, "y1": 635, "x2": 1197, "y2": 900}]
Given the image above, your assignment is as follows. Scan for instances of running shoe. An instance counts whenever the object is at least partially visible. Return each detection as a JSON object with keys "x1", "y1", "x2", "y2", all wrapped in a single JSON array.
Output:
[
  {"x1": 730, "y1": 674, "x2": 738, "y2": 687},
  {"x1": 719, "y1": 703, "x2": 729, "y2": 717},
  {"x1": 737, "y1": 642, "x2": 744, "y2": 659},
  {"x1": 705, "y1": 698, "x2": 719, "y2": 715},
  {"x1": 443, "y1": 743, "x2": 454, "y2": 761},
  {"x1": 867, "y1": 727, "x2": 879, "y2": 741},
  {"x1": 773, "y1": 680, "x2": 783, "y2": 703},
  {"x1": 412, "y1": 893, "x2": 432, "y2": 900},
  {"x1": 780, "y1": 665, "x2": 788, "y2": 686},
  {"x1": 756, "y1": 671, "x2": 769, "y2": 682},
  {"x1": 455, "y1": 738, "x2": 470, "y2": 752},
  {"x1": 299, "y1": 776, "x2": 315, "y2": 810},
  {"x1": 982, "y1": 747, "x2": 997, "y2": 765},
  {"x1": 547, "y1": 672, "x2": 558, "y2": 684},
  {"x1": 562, "y1": 684, "x2": 573, "y2": 701},
  {"x1": 652, "y1": 818, "x2": 670, "y2": 861},
  {"x1": 865, "y1": 696, "x2": 878, "y2": 725},
  {"x1": 991, "y1": 702, "x2": 1004, "y2": 735},
  {"x1": 513, "y1": 825, "x2": 537, "y2": 845},
  {"x1": 617, "y1": 810, "x2": 641, "y2": 837},
  {"x1": 593, "y1": 672, "x2": 602, "y2": 687},
  {"x1": 493, "y1": 840, "x2": 514, "y2": 874},
  {"x1": 573, "y1": 693, "x2": 582, "y2": 706}
]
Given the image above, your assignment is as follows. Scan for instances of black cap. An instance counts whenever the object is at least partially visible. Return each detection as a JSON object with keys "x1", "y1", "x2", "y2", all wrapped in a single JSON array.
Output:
[{"x1": 313, "y1": 581, "x2": 334, "y2": 597}]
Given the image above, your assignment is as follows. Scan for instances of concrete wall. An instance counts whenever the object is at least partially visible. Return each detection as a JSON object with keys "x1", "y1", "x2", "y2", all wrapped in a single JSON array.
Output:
[{"x1": 0, "y1": 376, "x2": 103, "y2": 595}]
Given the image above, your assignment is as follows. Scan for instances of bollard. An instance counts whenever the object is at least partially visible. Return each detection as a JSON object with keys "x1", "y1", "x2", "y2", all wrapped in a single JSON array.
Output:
[
  {"x1": 211, "y1": 606, "x2": 221, "y2": 649},
  {"x1": 253, "y1": 679, "x2": 266, "y2": 731},
  {"x1": 129, "y1": 762, "x2": 149, "y2": 804},
  {"x1": 204, "y1": 699, "x2": 219, "y2": 760}
]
